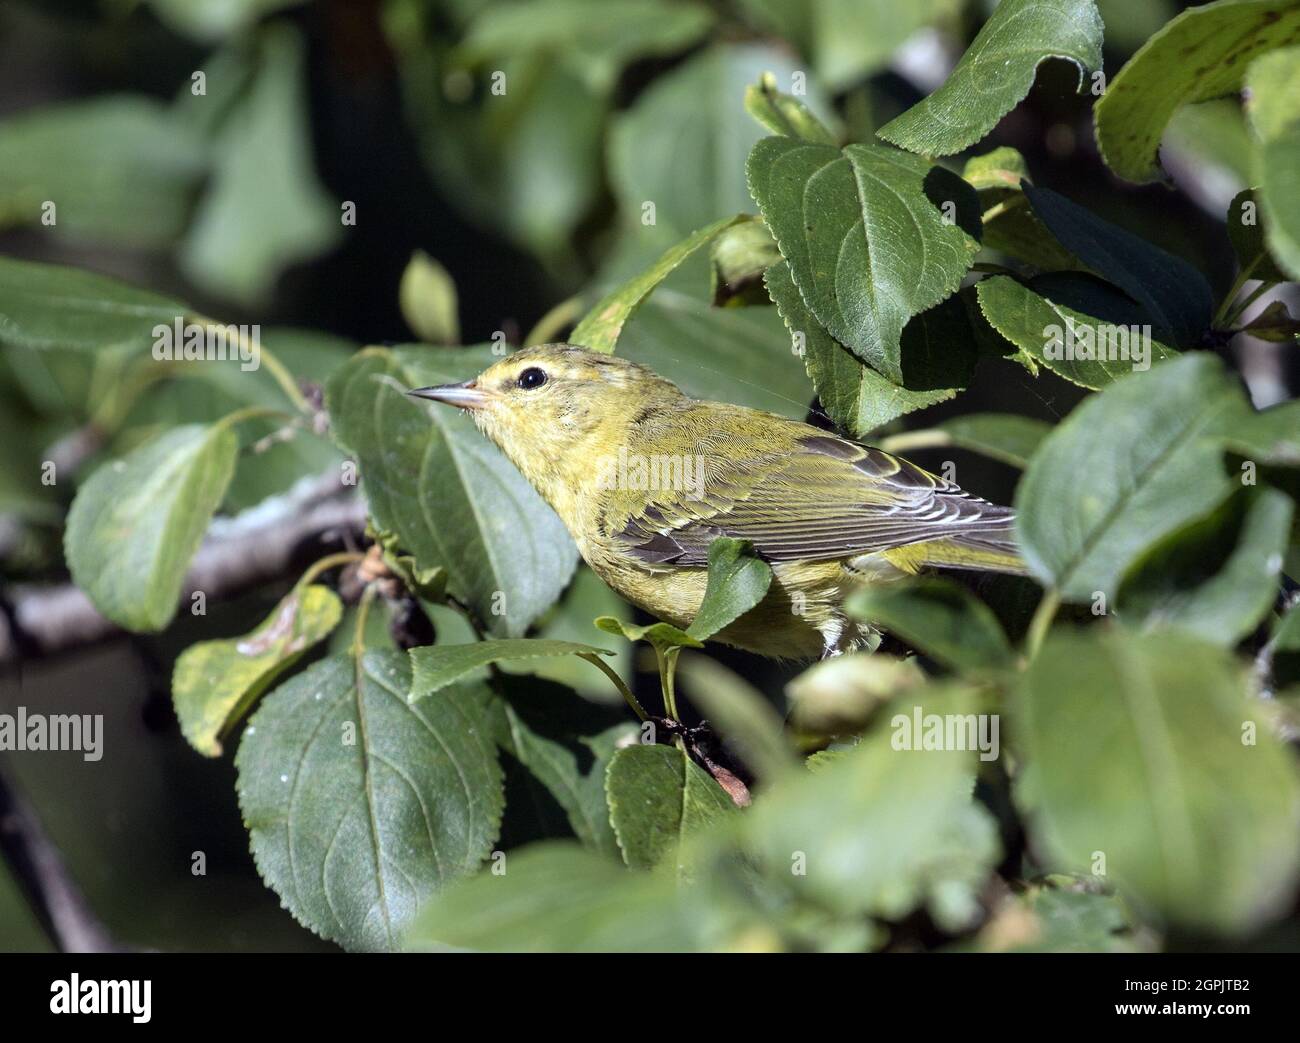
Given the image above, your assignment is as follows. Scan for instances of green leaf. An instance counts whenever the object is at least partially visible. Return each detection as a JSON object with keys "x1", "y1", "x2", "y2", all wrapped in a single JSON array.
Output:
[
  {"x1": 686, "y1": 538, "x2": 773, "y2": 642},
  {"x1": 740, "y1": 686, "x2": 999, "y2": 922},
  {"x1": 877, "y1": 0, "x2": 1103, "y2": 156},
  {"x1": 571, "y1": 216, "x2": 747, "y2": 353},
  {"x1": 976, "y1": 273, "x2": 1180, "y2": 389},
  {"x1": 1016, "y1": 354, "x2": 1250, "y2": 601},
  {"x1": 709, "y1": 217, "x2": 781, "y2": 306},
  {"x1": 1223, "y1": 399, "x2": 1300, "y2": 466},
  {"x1": 0, "y1": 256, "x2": 185, "y2": 353},
  {"x1": 0, "y1": 97, "x2": 207, "y2": 246},
  {"x1": 398, "y1": 250, "x2": 459, "y2": 345},
  {"x1": 180, "y1": 25, "x2": 340, "y2": 305},
  {"x1": 490, "y1": 679, "x2": 633, "y2": 856},
  {"x1": 1022, "y1": 184, "x2": 1214, "y2": 345},
  {"x1": 608, "y1": 45, "x2": 823, "y2": 246},
  {"x1": 459, "y1": 0, "x2": 713, "y2": 93},
  {"x1": 880, "y1": 413, "x2": 1051, "y2": 469},
  {"x1": 810, "y1": 0, "x2": 963, "y2": 91},
  {"x1": 146, "y1": 0, "x2": 307, "y2": 42},
  {"x1": 401, "y1": 56, "x2": 608, "y2": 261},
  {"x1": 962, "y1": 147, "x2": 1077, "y2": 270},
  {"x1": 594, "y1": 615, "x2": 702, "y2": 652},
  {"x1": 326, "y1": 346, "x2": 578, "y2": 636},
  {"x1": 65, "y1": 422, "x2": 238, "y2": 631},
  {"x1": 1225, "y1": 188, "x2": 1289, "y2": 283},
  {"x1": 766, "y1": 261, "x2": 965, "y2": 436},
  {"x1": 237, "y1": 652, "x2": 504, "y2": 951},
  {"x1": 743, "y1": 72, "x2": 837, "y2": 144},
  {"x1": 605, "y1": 744, "x2": 736, "y2": 870},
  {"x1": 408, "y1": 639, "x2": 614, "y2": 701},
  {"x1": 747, "y1": 137, "x2": 980, "y2": 382},
  {"x1": 846, "y1": 579, "x2": 1013, "y2": 673},
  {"x1": 675, "y1": 653, "x2": 802, "y2": 780},
  {"x1": 615, "y1": 288, "x2": 816, "y2": 419},
  {"x1": 1118, "y1": 488, "x2": 1292, "y2": 646},
  {"x1": 1095, "y1": 0, "x2": 1300, "y2": 184},
  {"x1": 1246, "y1": 46, "x2": 1300, "y2": 280},
  {"x1": 1017, "y1": 629, "x2": 1300, "y2": 934},
  {"x1": 173, "y1": 582, "x2": 343, "y2": 756},
  {"x1": 405, "y1": 842, "x2": 702, "y2": 952}
]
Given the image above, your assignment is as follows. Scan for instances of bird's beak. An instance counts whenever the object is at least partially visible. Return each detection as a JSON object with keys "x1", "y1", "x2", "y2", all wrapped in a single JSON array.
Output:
[{"x1": 406, "y1": 380, "x2": 490, "y2": 411}]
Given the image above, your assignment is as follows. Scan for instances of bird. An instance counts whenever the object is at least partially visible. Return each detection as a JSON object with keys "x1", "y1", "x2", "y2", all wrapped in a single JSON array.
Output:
[{"x1": 408, "y1": 344, "x2": 1025, "y2": 659}]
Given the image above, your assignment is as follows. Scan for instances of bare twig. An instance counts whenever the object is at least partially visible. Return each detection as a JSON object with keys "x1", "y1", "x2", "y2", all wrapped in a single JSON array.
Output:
[
  {"x1": 2, "y1": 471, "x2": 367, "y2": 662},
  {"x1": 0, "y1": 767, "x2": 122, "y2": 952}
]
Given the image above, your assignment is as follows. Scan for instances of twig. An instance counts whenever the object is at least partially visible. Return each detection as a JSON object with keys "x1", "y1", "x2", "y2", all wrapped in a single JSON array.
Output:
[
  {"x1": 2, "y1": 471, "x2": 366, "y2": 662},
  {"x1": 0, "y1": 767, "x2": 122, "y2": 952}
]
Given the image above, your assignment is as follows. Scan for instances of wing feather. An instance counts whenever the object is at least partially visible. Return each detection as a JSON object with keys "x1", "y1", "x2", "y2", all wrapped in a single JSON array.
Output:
[{"x1": 607, "y1": 421, "x2": 1016, "y2": 566}]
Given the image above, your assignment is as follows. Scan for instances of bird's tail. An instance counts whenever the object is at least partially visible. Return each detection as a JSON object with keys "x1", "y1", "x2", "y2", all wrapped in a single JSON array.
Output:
[{"x1": 883, "y1": 525, "x2": 1029, "y2": 577}]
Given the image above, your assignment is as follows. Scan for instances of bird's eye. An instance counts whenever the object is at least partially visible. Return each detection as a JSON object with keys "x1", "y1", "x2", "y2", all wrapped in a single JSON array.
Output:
[{"x1": 517, "y1": 367, "x2": 547, "y2": 390}]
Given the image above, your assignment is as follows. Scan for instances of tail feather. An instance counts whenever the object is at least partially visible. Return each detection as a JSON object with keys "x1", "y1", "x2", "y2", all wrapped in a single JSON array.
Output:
[{"x1": 883, "y1": 526, "x2": 1028, "y2": 577}]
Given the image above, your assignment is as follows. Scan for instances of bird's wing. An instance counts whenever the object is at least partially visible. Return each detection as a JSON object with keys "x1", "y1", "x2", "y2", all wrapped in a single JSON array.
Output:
[{"x1": 607, "y1": 420, "x2": 1015, "y2": 567}]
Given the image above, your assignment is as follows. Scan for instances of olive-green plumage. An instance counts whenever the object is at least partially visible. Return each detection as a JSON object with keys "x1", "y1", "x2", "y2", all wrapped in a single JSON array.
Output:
[{"x1": 409, "y1": 344, "x2": 1025, "y2": 659}]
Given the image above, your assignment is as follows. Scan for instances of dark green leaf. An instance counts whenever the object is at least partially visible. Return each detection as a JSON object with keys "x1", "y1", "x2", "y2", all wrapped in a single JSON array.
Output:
[
  {"x1": 571, "y1": 216, "x2": 747, "y2": 353},
  {"x1": 1119, "y1": 488, "x2": 1292, "y2": 646},
  {"x1": 0, "y1": 97, "x2": 207, "y2": 246},
  {"x1": 878, "y1": 0, "x2": 1103, "y2": 156},
  {"x1": 748, "y1": 137, "x2": 980, "y2": 381},
  {"x1": 962, "y1": 147, "x2": 1077, "y2": 270},
  {"x1": 1016, "y1": 353, "x2": 1251, "y2": 601},
  {"x1": 1226, "y1": 188, "x2": 1289, "y2": 283},
  {"x1": 409, "y1": 639, "x2": 614, "y2": 701},
  {"x1": 326, "y1": 346, "x2": 579, "y2": 636},
  {"x1": 1223, "y1": 399, "x2": 1300, "y2": 466},
  {"x1": 180, "y1": 25, "x2": 340, "y2": 305},
  {"x1": 405, "y1": 842, "x2": 701, "y2": 952},
  {"x1": 0, "y1": 256, "x2": 185, "y2": 353},
  {"x1": 847, "y1": 578, "x2": 1014, "y2": 673},
  {"x1": 608, "y1": 45, "x2": 821, "y2": 245},
  {"x1": 686, "y1": 537, "x2": 773, "y2": 641},
  {"x1": 1022, "y1": 184, "x2": 1214, "y2": 345},
  {"x1": 65, "y1": 422, "x2": 238, "y2": 631},
  {"x1": 605, "y1": 743, "x2": 736, "y2": 869},
  {"x1": 1017, "y1": 628, "x2": 1300, "y2": 934},
  {"x1": 976, "y1": 272, "x2": 1180, "y2": 389},
  {"x1": 237, "y1": 652, "x2": 504, "y2": 951},
  {"x1": 765, "y1": 260, "x2": 958, "y2": 436}
]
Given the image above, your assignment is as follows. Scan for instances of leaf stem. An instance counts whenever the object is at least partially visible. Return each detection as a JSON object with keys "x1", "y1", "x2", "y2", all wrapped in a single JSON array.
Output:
[
  {"x1": 577, "y1": 653, "x2": 648, "y2": 721},
  {"x1": 1223, "y1": 279, "x2": 1274, "y2": 331},
  {"x1": 299, "y1": 551, "x2": 365, "y2": 588},
  {"x1": 352, "y1": 584, "x2": 379, "y2": 658},
  {"x1": 1024, "y1": 589, "x2": 1060, "y2": 662},
  {"x1": 189, "y1": 314, "x2": 312, "y2": 415},
  {"x1": 1211, "y1": 256, "x2": 1263, "y2": 330}
]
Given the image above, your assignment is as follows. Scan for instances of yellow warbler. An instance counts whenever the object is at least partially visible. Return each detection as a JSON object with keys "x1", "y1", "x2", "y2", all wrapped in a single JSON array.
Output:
[{"x1": 409, "y1": 345, "x2": 1024, "y2": 659}]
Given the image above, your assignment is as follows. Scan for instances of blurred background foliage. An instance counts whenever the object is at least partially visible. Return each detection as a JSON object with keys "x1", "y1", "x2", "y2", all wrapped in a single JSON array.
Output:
[{"x1": 0, "y1": 0, "x2": 1295, "y2": 951}]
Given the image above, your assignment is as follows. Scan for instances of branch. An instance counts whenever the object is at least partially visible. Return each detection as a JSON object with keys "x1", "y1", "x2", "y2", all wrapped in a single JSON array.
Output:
[
  {"x1": 2, "y1": 472, "x2": 367, "y2": 662},
  {"x1": 0, "y1": 767, "x2": 122, "y2": 952}
]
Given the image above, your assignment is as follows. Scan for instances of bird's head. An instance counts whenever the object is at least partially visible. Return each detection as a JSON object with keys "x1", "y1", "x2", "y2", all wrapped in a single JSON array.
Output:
[{"x1": 407, "y1": 343, "x2": 686, "y2": 505}]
